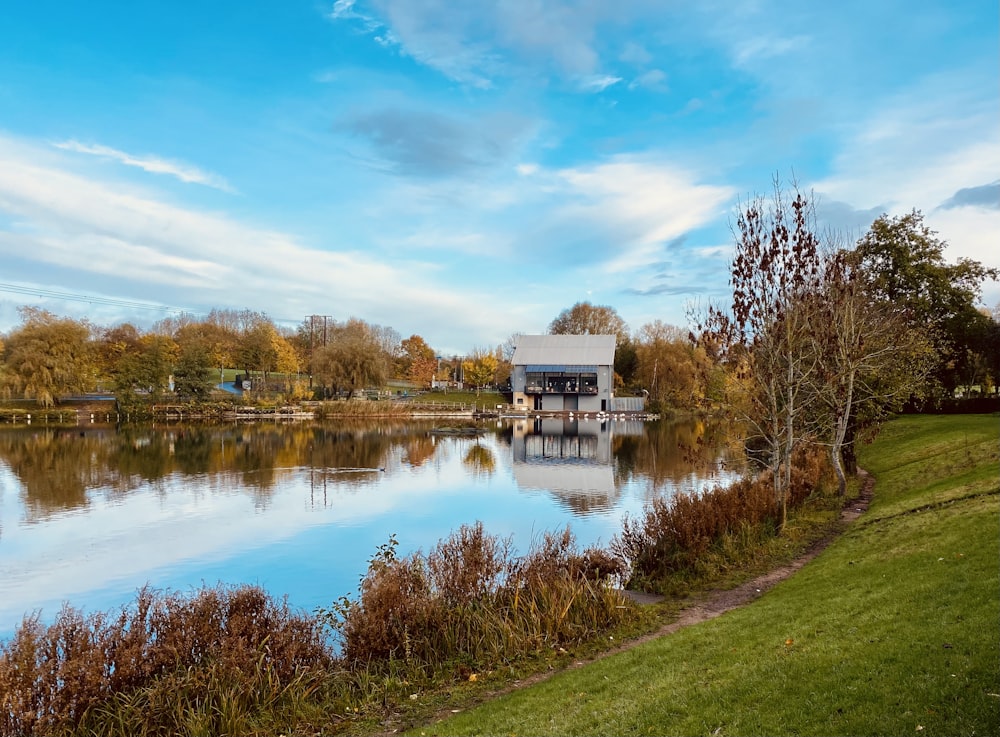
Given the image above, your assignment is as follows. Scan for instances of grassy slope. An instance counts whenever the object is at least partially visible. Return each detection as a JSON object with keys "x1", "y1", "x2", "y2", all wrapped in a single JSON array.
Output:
[{"x1": 418, "y1": 414, "x2": 1000, "y2": 737}]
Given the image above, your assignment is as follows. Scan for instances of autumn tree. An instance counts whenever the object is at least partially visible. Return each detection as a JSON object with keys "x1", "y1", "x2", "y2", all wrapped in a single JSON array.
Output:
[
  {"x1": 97, "y1": 323, "x2": 143, "y2": 386},
  {"x1": 310, "y1": 318, "x2": 387, "y2": 398},
  {"x1": 634, "y1": 321, "x2": 711, "y2": 410},
  {"x1": 614, "y1": 335, "x2": 640, "y2": 390},
  {"x1": 697, "y1": 182, "x2": 826, "y2": 528},
  {"x1": 172, "y1": 342, "x2": 217, "y2": 402},
  {"x1": 808, "y1": 250, "x2": 937, "y2": 494},
  {"x1": 205, "y1": 308, "x2": 251, "y2": 371},
  {"x1": 462, "y1": 350, "x2": 499, "y2": 395},
  {"x1": 400, "y1": 335, "x2": 437, "y2": 388},
  {"x1": 237, "y1": 316, "x2": 279, "y2": 386},
  {"x1": 549, "y1": 302, "x2": 630, "y2": 346},
  {"x1": 173, "y1": 318, "x2": 236, "y2": 382},
  {"x1": 850, "y1": 210, "x2": 999, "y2": 397},
  {"x1": 111, "y1": 333, "x2": 178, "y2": 408},
  {"x1": 2, "y1": 307, "x2": 94, "y2": 406}
]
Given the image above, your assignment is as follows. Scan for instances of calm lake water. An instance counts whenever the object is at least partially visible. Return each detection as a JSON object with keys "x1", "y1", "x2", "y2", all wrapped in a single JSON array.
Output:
[{"x1": 0, "y1": 416, "x2": 744, "y2": 641}]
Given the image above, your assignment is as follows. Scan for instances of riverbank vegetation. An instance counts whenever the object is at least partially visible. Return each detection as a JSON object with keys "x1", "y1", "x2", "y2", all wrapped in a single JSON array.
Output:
[
  {"x1": 1, "y1": 206, "x2": 997, "y2": 419},
  {"x1": 424, "y1": 412, "x2": 999, "y2": 737},
  {"x1": 2, "y1": 414, "x2": 994, "y2": 736}
]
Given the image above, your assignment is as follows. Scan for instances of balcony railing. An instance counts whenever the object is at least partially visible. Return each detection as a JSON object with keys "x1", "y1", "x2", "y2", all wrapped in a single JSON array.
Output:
[{"x1": 524, "y1": 386, "x2": 599, "y2": 395}]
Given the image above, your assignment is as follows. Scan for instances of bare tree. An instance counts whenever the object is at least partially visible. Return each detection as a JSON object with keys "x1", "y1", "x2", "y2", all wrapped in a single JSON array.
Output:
[{"x1": 697, "y1": 180, "x2": 825, "y2": 528}]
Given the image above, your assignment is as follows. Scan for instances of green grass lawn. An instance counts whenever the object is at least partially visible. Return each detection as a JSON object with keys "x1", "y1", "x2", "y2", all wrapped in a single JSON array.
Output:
[{"x1": 415, "y1": 414, "x2": 1000, "y2": 736}]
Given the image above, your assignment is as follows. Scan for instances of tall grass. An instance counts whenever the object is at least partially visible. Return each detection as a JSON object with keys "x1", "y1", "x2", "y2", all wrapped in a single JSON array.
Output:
[
  {"x1": 312, "y1": 399, "x2": 416, "y2": 419},
  {"x1": 614, "y1": 443, "x2": 834, "y2": 592},
  {"x1": 327, "y1": 525, "x2": 633, "y2": 672},
  {"x1": 0, "y1": 584, "x2": 333, "y2": 736}
]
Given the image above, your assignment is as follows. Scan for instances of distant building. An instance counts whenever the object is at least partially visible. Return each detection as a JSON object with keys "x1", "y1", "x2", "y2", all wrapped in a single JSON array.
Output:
[{"x1": 510, "y1": 334, "x2": 616, "y2": 413}]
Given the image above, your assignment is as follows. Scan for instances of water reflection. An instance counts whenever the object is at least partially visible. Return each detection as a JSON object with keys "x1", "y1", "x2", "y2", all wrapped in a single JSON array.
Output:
[
  {"x1": 0, "y1": 418, "x2": 742, "y2": 640},
  {"x1": 512, "y1": 418, "x2": 618, "y2": 516}
]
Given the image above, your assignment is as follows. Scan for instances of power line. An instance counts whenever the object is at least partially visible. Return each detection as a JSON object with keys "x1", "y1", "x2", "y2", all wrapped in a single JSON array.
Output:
[
  {"x1": 0, "y1": 282, "x2": 307, "y2": 328},
  {"x1": 0, "y1": 282, "x2": 190, "y2": 315}
]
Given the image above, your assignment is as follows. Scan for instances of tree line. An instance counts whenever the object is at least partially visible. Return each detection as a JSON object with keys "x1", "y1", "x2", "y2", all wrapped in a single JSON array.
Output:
[
  {"x1": 1, "y1": 203, "x2": 996, "y2": 427},
  {"x1": 694, "y1": 184, "x2": 998, "y2": 526}
]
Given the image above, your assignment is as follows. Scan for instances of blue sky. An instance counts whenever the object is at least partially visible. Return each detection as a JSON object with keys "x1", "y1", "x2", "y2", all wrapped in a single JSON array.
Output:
[{"x1": 0, "y1": 0, "x2": 997, "y2": 356}]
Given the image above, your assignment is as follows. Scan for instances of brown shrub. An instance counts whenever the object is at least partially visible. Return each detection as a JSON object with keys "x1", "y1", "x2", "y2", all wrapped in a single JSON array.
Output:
[
  {"x1": 0, "y1": 584, "x2": 333, "y2": 736},
  {"x1": 337, "y1": 552, "x2": 438, "y2": 665},
  {"x1": 334, "y1": 526, "x2": 634, "y2": 671},
  {"x1": 427, "y1": 522, "x2": 509, "y2": 606},
  {"x1": 613, "y1": 441, "x2": 833, "y2": 589}
]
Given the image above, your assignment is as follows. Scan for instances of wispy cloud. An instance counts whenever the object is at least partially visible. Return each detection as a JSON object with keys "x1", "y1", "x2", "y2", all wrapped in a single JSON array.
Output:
[
  {"x1": 580, "y1": 74, "x2": 622, "y2": 93},
  {"x1": 629, "y1": 69, "x2": 667, "y2": 91},
  {"x1": 555, "y1": 156, "x2": 734, "y2": 266},
  {"x1": 810, "y1": 67, "x2": 1000, "y2": 305},
  {"x1": 52, "y1": 140, "x2": 236, "y2": 193},
  {"x1": 732, "y1": 34, "x2": 810, "y2": 67},
  {"x1": 336, "y1": 105, "x2": 534, "y2": 177},
  {"x1": 0, "y1": 134, "x2": 502, "y2": 347},
  {"x1": 329, "y1": 0, "x2": 632, "y2": 89}
]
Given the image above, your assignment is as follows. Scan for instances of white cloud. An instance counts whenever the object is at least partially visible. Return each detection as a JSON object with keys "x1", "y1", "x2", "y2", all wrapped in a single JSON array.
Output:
[
  {"x1": 0, "y1": 134, "x2": 506, "y2": 349},
  {"x1": 52, "y1": 140, "x2": 236, "y2": 193},
  {"x1": 330, "y1": 0, "x2": 358, "y2": 19},
  {"x1": 732, "y1": 34, "x2": 810, "y2": 67},
  {"x1": 629, "y1": 68, "x2": 667, "y2": 91},
  {"x1": 333, "y1": 0, "x2": 632, "y2": 88},
  {"x1": 811, "y1": 68, "x2": 1000, "y2": 277},
  {"x1": 807, "y1": 66, "x2": 1000, "y2": 307},
  {"x1": 555, "y1": 156, "x2": 734, "y2": 272},
  {"x1": 580, "y1": 74, "x2": 622, "y2": 93}
]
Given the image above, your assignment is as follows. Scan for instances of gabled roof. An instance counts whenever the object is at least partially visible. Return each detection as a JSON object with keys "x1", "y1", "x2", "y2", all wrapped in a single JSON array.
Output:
[{"x1": 511, "y1": 334, "x2": 616, "y2": 367}]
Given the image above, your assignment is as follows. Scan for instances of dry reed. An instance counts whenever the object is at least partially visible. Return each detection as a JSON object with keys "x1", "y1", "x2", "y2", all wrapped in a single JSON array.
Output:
[{"x1": 0, "y1": 584, "x2": 333, "y2": 736}]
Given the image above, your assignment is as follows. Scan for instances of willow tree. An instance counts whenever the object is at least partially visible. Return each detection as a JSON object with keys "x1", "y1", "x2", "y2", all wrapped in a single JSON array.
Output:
[
  {"x1": 2, "y1": 307, "x2": 94, "y2": 406},
  {"x1": 633, "y1": 320, "x2": 712, "y2": 410},
  {"x1": 310, "y1": 319, "x2": 387, "y2": 398}
]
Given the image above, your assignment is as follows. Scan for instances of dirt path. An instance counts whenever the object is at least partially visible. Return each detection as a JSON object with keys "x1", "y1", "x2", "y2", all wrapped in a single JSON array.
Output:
[
  {"x1": 614, "y1": 468, "x2": 875, "y2": 646},
  {"x1": 407, "y1": 470, "x2": 876, "y2": 733}
]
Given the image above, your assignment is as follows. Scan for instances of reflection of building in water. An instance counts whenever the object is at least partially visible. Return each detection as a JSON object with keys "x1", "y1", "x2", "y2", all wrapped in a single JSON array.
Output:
[{"x1": 510, "y1": 418, "x2": 625, "y2": 515}]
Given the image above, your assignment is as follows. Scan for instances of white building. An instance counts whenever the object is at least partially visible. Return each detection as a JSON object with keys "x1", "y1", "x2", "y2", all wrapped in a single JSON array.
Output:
[{"x1": 509, "y1": 334, "x2": 616, "y2": 413}]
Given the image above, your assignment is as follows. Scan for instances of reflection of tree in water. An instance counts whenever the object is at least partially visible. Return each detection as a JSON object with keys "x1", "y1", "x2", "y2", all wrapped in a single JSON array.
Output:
[
  {"x1": 0, "y1": 424, "x2": 373, "y2": 516},
  {"x1": 611, "y1": 419, "x2": 744, "y2": 493},
  {"x1": 0, "y1": 430, "x2": 114, "y2": 519},
  {"x1": 307, "y1": 425, "x2": 396, "y2": 470},
  {"x1": 405, "y1": 434, "x2": 437, "y2": 467},
  {"x1": 463, "y1": 443, "x2": 495, "y2": 477},
  {"x1": 112, "y1": 428, "x2": 176, "y2": 484}
]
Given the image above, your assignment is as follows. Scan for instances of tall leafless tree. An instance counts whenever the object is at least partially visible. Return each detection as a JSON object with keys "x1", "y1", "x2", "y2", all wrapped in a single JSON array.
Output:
[{"x1": 697, "y1": 180, "x2": 825, "y2": 528}]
